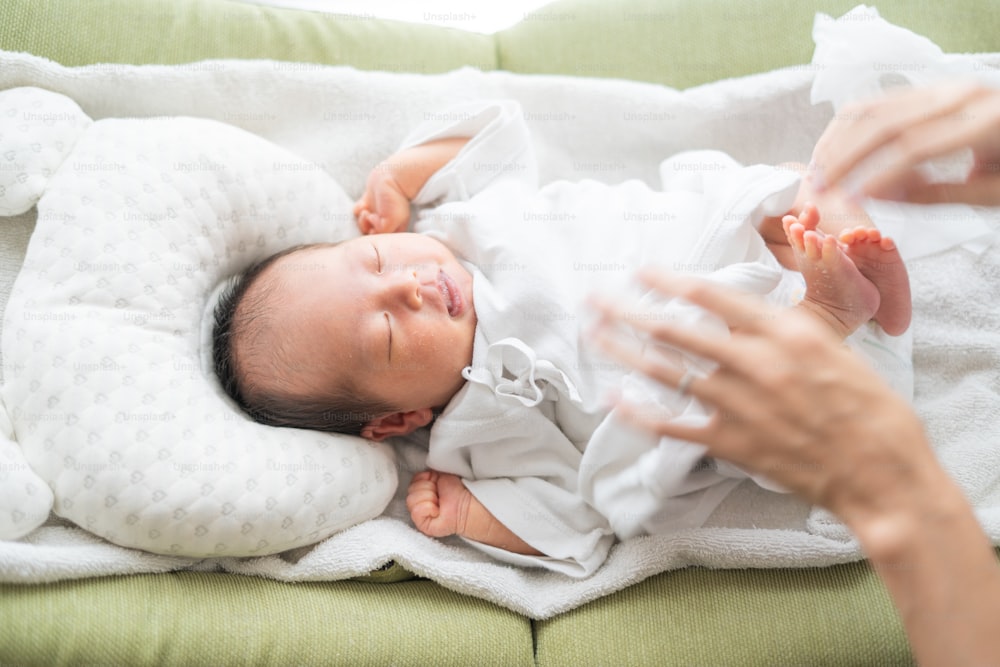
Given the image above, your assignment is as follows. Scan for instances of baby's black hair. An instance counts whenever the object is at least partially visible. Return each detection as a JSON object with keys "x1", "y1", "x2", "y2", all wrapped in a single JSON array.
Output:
[{"x1": 212, "y1": 242, "x2": 395, "y2": 437}]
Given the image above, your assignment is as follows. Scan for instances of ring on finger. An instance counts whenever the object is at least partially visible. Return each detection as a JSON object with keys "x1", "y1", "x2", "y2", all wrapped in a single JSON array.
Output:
[{"x1": 676, "y1": 370, "x2": 697, "y2": 396}]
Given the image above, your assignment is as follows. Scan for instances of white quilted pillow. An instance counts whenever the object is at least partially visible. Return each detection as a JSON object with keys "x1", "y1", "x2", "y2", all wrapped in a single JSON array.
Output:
[
  {"x1": 0, "y1": 397, "x2": 52, "y2": 539},
  {"x1": 0, "y1": 86, "x2": 398, "y2": 556}
]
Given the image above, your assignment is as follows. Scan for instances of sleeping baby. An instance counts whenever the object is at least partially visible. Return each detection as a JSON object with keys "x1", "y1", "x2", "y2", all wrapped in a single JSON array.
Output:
[{"x1": 213, "y1": 101, "x2": 911, "y2": 576}]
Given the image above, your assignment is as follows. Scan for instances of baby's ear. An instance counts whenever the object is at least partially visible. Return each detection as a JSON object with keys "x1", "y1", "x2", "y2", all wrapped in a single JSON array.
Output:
[{"x1": 361, "y1": 408, "x2": 434, "y2": 441}]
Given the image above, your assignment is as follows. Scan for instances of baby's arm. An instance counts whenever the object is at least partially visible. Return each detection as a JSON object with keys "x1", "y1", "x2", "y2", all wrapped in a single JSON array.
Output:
[
  {"x1": 406, "y1": 470, "x2": 544, "y2": 556},
  {"x1": 354, "y1": 138, "x2": 470, "y2": 235}
]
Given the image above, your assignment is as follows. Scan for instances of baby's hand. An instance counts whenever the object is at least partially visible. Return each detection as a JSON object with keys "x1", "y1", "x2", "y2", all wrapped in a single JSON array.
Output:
[
  {"x1": 406, "y1": 470, "x2": 471, "y2": 538},
  {"x1": 353, "y1": 163, "x2": 411, "y2": 235}
]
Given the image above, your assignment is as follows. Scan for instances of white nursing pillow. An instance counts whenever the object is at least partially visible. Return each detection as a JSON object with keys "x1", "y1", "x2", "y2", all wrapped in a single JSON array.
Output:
[{"x1": 0, "y1": 86, "x2": 397, "y2": 555}]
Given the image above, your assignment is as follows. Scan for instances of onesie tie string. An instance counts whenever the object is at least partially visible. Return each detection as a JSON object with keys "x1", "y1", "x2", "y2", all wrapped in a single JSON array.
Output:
[{"x1": 462, "y1": 337, "x2": 581, "y2": 407}]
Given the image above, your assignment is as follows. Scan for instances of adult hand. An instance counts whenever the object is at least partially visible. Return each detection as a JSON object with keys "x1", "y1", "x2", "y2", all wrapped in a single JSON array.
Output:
[
  {"x1": 589, "y1": 270, "x2": 1000, "y2": 667},
  {"x1": 811, "y1": 82, "x2": 1000, "y2": 205},
  {"x1": 588, "y1": 269, "x2": 932, "y2": 526}
]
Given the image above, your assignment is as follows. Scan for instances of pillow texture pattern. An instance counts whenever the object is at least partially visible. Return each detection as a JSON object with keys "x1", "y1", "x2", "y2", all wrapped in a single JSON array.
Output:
[
  {"x1": 0, "y1": 86, "x2": 397, "y2": 556},
  {"x1": 0, "y1": 397, "x2": 51, "y2": 539}
]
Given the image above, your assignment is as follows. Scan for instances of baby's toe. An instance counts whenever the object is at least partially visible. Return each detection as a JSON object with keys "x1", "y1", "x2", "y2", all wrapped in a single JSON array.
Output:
[
  {"x1": 782, "y1": 214, "x2": 798, "y2": 237},
  {"x1": 819, "y1": 235, "x2": 841, "y2": 262},
  {"x1": 785, "y1": 221, "x2": 807, "y2": 251},
  {"x1": 839, "y1": 227, "x2": 863, "y2": 245},
  {"x1": 803, "y1": 230, "x2": 823, "y2": 260}
]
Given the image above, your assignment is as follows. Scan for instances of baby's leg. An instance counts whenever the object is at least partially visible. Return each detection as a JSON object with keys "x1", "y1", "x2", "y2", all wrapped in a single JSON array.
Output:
[{"x1": 783, "y1": 204, "x2": 880, "y2": 339}]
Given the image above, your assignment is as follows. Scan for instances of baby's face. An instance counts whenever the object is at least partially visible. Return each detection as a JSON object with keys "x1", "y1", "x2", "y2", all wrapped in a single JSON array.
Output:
[{"x1": 266, "y1": 233, "x2": 477, "y2": 415}]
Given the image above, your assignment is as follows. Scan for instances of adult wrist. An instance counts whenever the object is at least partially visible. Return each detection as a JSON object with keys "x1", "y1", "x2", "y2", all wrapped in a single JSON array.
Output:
[{"x1": 848, "y1": 467, "x2": 972, "y2": 564}]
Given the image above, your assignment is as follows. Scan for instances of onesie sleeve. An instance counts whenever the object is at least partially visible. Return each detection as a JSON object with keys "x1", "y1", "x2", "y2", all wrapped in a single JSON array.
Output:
[
  {"x1": 462, "y1": 475, "x2": 615, "y2": 578},
  {"x1": 428, "y1": 379, "x2": 615, "y2": 578},
  {"x1": 400, "y1": 100, "x2": 538, "y2": 206}
]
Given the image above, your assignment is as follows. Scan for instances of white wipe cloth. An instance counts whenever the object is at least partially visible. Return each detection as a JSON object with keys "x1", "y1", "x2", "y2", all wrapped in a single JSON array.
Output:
[{"x1": 0, "y1": 6, "x2": 998, "y2": 619}]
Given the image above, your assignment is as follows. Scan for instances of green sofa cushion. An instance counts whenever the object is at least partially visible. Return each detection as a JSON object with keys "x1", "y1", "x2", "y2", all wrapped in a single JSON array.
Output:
[
  {"x1": 6, "y1": 0, "x2": 999, "y2": 89},
  {"x1": 535, "y1": 561, "x2": 912, "y2": 666},
  {"x1": 497, "y1": 0, "x2": 1000, "y2": 88},
  {"x1": 0, "y1": 572, "x2": 535, "y2": 667},
  {"x1": 0, "y1": 560, "x2": 916, "y2": 667},
  {"x1": 0, "y1": 0, "x2": 497, "y2": 73}
]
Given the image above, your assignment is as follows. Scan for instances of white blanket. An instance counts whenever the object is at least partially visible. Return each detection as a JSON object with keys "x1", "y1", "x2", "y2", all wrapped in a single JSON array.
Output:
[{"x1": 2, "y1": 7, "x2": 1000, "y2": 619}]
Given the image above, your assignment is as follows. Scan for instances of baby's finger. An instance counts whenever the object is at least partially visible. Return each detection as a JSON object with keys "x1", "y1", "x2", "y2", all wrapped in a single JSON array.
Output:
[
  {"x1": 353, "y1": 188, "x2": 374, "y2": 216},
  {"x1": 406, "y1": 472, "x2": 436, "y2": 495},
  {"x1": 359, "y1": 211, "x2": 383, "y2": 235},
  {"x1": 405, "y1": 484, "x2": 440, "y2": 514},
  {"x1": 409, "y1": 470, "x2": 434, "y2": 485},
  {"x1": 407, "y1": 494, "x2": 439, "y2": 516}
]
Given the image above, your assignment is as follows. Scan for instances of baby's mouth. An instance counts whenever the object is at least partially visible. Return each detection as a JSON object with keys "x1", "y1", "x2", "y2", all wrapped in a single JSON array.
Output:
[{"x1": 437, "y1": 269, "x2": 463, "y2": 317}]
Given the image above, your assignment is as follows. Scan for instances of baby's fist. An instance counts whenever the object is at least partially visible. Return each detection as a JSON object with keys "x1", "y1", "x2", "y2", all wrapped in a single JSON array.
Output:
[
  {"x1": 353, "y1": 164, "x2": 411, "y2": 235},
  {"x1": 406, "y1": 470, "x2": 471, "y2": 539}
]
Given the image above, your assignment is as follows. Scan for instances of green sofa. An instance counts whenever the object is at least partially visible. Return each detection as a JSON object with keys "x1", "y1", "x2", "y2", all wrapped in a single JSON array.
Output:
[{"x1": 1, "y1": 1, "x2": 997, "y2": 664}]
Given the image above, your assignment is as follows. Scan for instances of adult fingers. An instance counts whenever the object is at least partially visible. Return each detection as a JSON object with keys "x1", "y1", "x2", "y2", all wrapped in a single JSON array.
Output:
[
  {"x1": 589, "y1": 310, "x2": 764, "y2": 416},
  {"x1": 588, "y1": 316, "x2": 694, "y2": 392},
  {"x1": 903, "y1": 173, "x2": 1000, "y2": 206},
  {"x1": 588, "y1": 291, "x2": 744, "y2": 380},
  {"x1": 587, "y1": 272, "x2": 787, "y2": 389},
  {"x1": 851, "y1": 89, "x2": 1000, "y2": 204},
  {"x1": 610, "y1": 398, "x2": 723, "y2": 447},
  {"x1": 635, "y1": 268, "x2": 783, "y2": 334},
  {"x1": 610, "y1": 389, "x2": 781, "y2": 473},
  {"x1": 813, "y1": 83, "x2": 988, "y2": 191}
]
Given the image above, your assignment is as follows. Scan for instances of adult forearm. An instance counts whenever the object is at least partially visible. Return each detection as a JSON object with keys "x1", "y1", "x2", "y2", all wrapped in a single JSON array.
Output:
[
  {"x1": 853, "y1": 474, "x2": 1000, "y2": 667},
  {"x1": 588, "y1": 272, "x2": 1000, "y2": 664}
]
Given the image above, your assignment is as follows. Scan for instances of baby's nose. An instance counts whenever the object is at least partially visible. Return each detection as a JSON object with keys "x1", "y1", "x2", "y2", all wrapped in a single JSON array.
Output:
[{"x1": 390, "y1": 269, "x2": 422, "y2": 310}]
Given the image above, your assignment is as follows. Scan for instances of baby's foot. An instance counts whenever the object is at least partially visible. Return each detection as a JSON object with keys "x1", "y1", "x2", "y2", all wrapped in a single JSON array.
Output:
[
  {"x1": 783, "y1": 205, "x2": 880, "y2": 338},
  {"x1": 838, "y1": 227, "x2": 912, "y2": 336}
]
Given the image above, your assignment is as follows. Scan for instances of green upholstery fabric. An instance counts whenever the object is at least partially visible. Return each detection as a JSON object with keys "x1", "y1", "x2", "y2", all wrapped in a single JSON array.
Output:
[
  {"x1": 498, "y1": 0, "x2": 1000, "y2": 88},
  {"x1": 0, "y1": 561, "x2": 917, "y2": 666},
  {"x1": 0, "y1": 0, "x2": 497, "y2": 73},
  {"x1": 536, "y1": 561, "x2": 912, "y2": 666},
  {"x1": 6, "y1": 0, "x2": 998, "y2": 89},
  {"x1": 0, "y1": 572, "x2": 534, "y2": 667}
]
